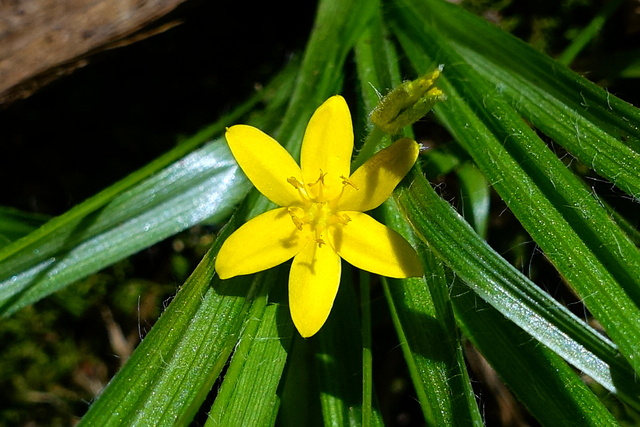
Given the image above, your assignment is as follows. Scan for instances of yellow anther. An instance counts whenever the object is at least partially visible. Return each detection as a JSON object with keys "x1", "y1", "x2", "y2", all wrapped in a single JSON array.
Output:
[
  {"x1": 287, "y1": 177, "x2": 304, "y2": 189},
  {"x1": 288, "y1": 207, "x2": 306, "y2": 231},
  {"x1": 307, "y1": 169, "x2": 327, "y2": 187},
  {"x1": 340, "y1": 175, "x2": 358, "y2": 190},
  {"x1": 292, "y1": 217, "x2": 305, "y2": 231},
  {"x1": 330, "y1": 212, "x2": 351, "y2": 225}
]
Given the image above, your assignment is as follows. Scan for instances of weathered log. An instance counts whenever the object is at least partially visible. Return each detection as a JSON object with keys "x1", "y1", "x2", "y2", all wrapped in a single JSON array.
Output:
[{"x1": 0, "y1": 0, "x2": 186, "y2": 105}]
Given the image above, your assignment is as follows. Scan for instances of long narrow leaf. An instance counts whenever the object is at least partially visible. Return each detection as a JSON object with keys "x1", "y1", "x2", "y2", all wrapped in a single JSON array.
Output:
[
  {"x1": 0, "y1": 139, "x2": 251, "y2": 316},
  {"x1": 79, "y1": 0, "x2": 389, "y2": 424},
  {"x1": 0, "y1": 62, "x2": 302, "y2": 315},
  {"x1": 0, "y1": 207, "x2": 49, "y2": 246},
  {"x1": 412, "y1": 0, "x2": 640, "y2": 156},
  {"x1": 205, "y1": 268, "x2": 292, "y2": 426},
  {"x1": 79, "y1": 210, "x2": 266, "y2": 425},
  {"x1": 452, "y1": 280, "x2": 618, "y2": 426},
  {"x1": 355, "y1": 9, "x2": 482, "y2": 424},
  {"x1": 397, "y1": 174, "x2": 640, "y2": 405},
  {"x1": 391, "y1": 2, "x2": 640, "y2": 381},
  {"x1": 314, "y1": 281, "x2": 370, "y2": 427}
]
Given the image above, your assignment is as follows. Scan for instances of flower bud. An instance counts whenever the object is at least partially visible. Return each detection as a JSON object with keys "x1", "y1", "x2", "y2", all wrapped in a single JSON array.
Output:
[{"x1": 371, "y1": 65, "x2": 446, "y2": 134}]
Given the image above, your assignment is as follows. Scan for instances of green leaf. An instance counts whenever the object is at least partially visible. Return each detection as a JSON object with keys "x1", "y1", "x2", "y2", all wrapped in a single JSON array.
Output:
[
  {"x1": 0, "y1": 140, "x2": 252, "y2": 316},
  {"x1": 205, "y1": 267, "x2": 292, "y2": 426},
  {"x1": 381, "y1": 248, "x2": 483, "y2": 426},
  {"x1": 274, "y1": 0, "x2": 378, "y2": 158},
  {"x1": 0, "y1": 63, "x2": 305, "y2": 316},
  {"x1": 314, "y1": 281, "x2": 368, "y2": 427},
  {"x1": 382, "y1": 170, "x2": 483, "y2": 427},
  {"x1": 404, "y1": 0, "x2": 640, "y2": 167},
  {"x1": 455, "y1": 162, "x2": 490, "y2": 238},
  {"x1": 78, "y1": 215, "x2": 265, "y2": 425},
  {"x1": 556, "y1": 0, "x2": 627, "y2": 66},
  {"x1": 391, "y1": 0, "x2": 640, "y2": 384},
  {"x1": 355, "y1": 8, "x2": 482, "y2": 425},
  {"x1": 0, "y1": 207, "x2": 49, "y2": 247},
  {"x1": 452, "y1": 279, "x2": 619, "y2": 426},
  {"x1": 277, "y1": 336, "x2": 323, "y2": 426},
  {"x1": 397, "y1": 172, "x2": 640, "y2": 407},
  {"x1": 310, "y1": 272, "x2": 385, "y2": 427},
  {"x1": 359, "y1": 270, "x2": 374, "y2": 427},
  {"x1": 77, "y1": 0, "x2": 388, "y2": 424}
]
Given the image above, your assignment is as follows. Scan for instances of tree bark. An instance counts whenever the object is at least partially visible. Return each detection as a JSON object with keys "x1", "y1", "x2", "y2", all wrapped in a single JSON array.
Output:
[{"x1": 0, "y1": 0, "x2": 187, "y2": 105}]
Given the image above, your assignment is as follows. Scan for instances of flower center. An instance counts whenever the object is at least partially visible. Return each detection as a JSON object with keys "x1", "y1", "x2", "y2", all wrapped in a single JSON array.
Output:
[{"x1": 287, "y1": 170, "x2": 356, "y2": 246}]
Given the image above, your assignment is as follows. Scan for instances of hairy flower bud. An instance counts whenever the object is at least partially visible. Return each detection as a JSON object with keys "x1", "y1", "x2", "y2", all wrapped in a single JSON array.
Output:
[{"x1": 371, "y1": 65, "x2": 446, "y2": 134}]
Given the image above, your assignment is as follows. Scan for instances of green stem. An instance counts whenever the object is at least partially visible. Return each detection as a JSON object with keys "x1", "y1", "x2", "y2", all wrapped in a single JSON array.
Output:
[
  {"x1": 353, "y1": 126, "x2": 387, "y2": 169},
  {"x1": 557, "y1": 0, "x2": 625, "y2": 66},
  {"x1": 360, "y1": 270, "x2": 372, "y2": 427}
]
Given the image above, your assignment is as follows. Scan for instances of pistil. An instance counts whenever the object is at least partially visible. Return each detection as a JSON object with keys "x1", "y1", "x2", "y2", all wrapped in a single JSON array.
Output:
[{"x1": 286, "y1": 171, "x2": 357, "y2": 247}]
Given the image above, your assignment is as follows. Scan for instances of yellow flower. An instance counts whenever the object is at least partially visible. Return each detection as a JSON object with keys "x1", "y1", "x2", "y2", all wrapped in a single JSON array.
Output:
[{"x1": 215, "y1": 95, "x2": 423, "y2": 337}]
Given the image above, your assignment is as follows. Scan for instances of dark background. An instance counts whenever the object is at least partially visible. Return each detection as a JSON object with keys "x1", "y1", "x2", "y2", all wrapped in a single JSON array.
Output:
[
  {"x1": 0, "y1": 0, "x2": 638, "y2": 425},
  {"x1": 0, "y1": 1, "x2": 317, "y2": 215}
]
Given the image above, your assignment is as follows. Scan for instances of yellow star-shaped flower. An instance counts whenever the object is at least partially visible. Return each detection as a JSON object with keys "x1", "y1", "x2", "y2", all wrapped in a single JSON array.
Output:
[{"x1": 215, "y1": 95, "x2": 423, "y2": 337}]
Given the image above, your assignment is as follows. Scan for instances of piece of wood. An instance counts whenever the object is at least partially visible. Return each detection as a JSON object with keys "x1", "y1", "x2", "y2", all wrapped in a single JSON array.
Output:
[{"x1": 0, "y1": 0, "x2": 187, "y2": 105}]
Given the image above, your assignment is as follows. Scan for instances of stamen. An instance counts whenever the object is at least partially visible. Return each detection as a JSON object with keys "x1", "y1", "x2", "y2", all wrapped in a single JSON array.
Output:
[
  {"x1": 287, "y1": 177, "x2": 304, "y2": 189},
  {"x1": 288, "y1": 176, "x2": 312, "y2": 200},
  {"x1": 330, "y1": 212, "x2": 351, "y2": 225},
  {"x1": 306, "y1": 169, "x2": 327, "y2": 201},
  {"x1": 340, "y1": 175, "x2": 358, "y2": 190},
  {"x1": 292, "y1": 218, "x2": 305, "y2": 231},
  {"x1": 312, "y1": 225, "x2": 326, "y2": 247},
  {"x1": 287, "y1": 207, "x2": 305, "y2": 231},
  {"x1": 307, "y1": 169, "x2": 327, "y2": 187}
]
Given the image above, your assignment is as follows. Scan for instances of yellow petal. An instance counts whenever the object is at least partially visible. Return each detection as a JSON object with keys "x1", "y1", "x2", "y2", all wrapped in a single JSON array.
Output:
[
  {"x1": 300, "y1": 95, "x2": 354, "y2": 200},
  {"x1": 337, "y1": 138, "x2": 419, "y2": 212},
  {"x1": 216, "y1": 208, "x2": 305, "y2": 279},
  {"x1": 289, "y1": 241, "x2": 342, "y2": 338},
  {"x1": 329, "y1": 212, "x2": 423, "y2": 278},
  {"x1": 226, "y1": 125, "x2": 302, "y2": 207}
]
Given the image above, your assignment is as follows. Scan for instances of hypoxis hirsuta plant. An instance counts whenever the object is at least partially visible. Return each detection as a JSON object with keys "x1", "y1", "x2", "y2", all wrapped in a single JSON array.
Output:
[
  {"x1": 215, "y1": 95, "x2": 424, "y2": 337},
  {"x1": 1, "y1": 0, "x2": 640, "y2": 425},
  {"x1": 215, "y1": 67, "x2": 447, "y2": 338}
]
